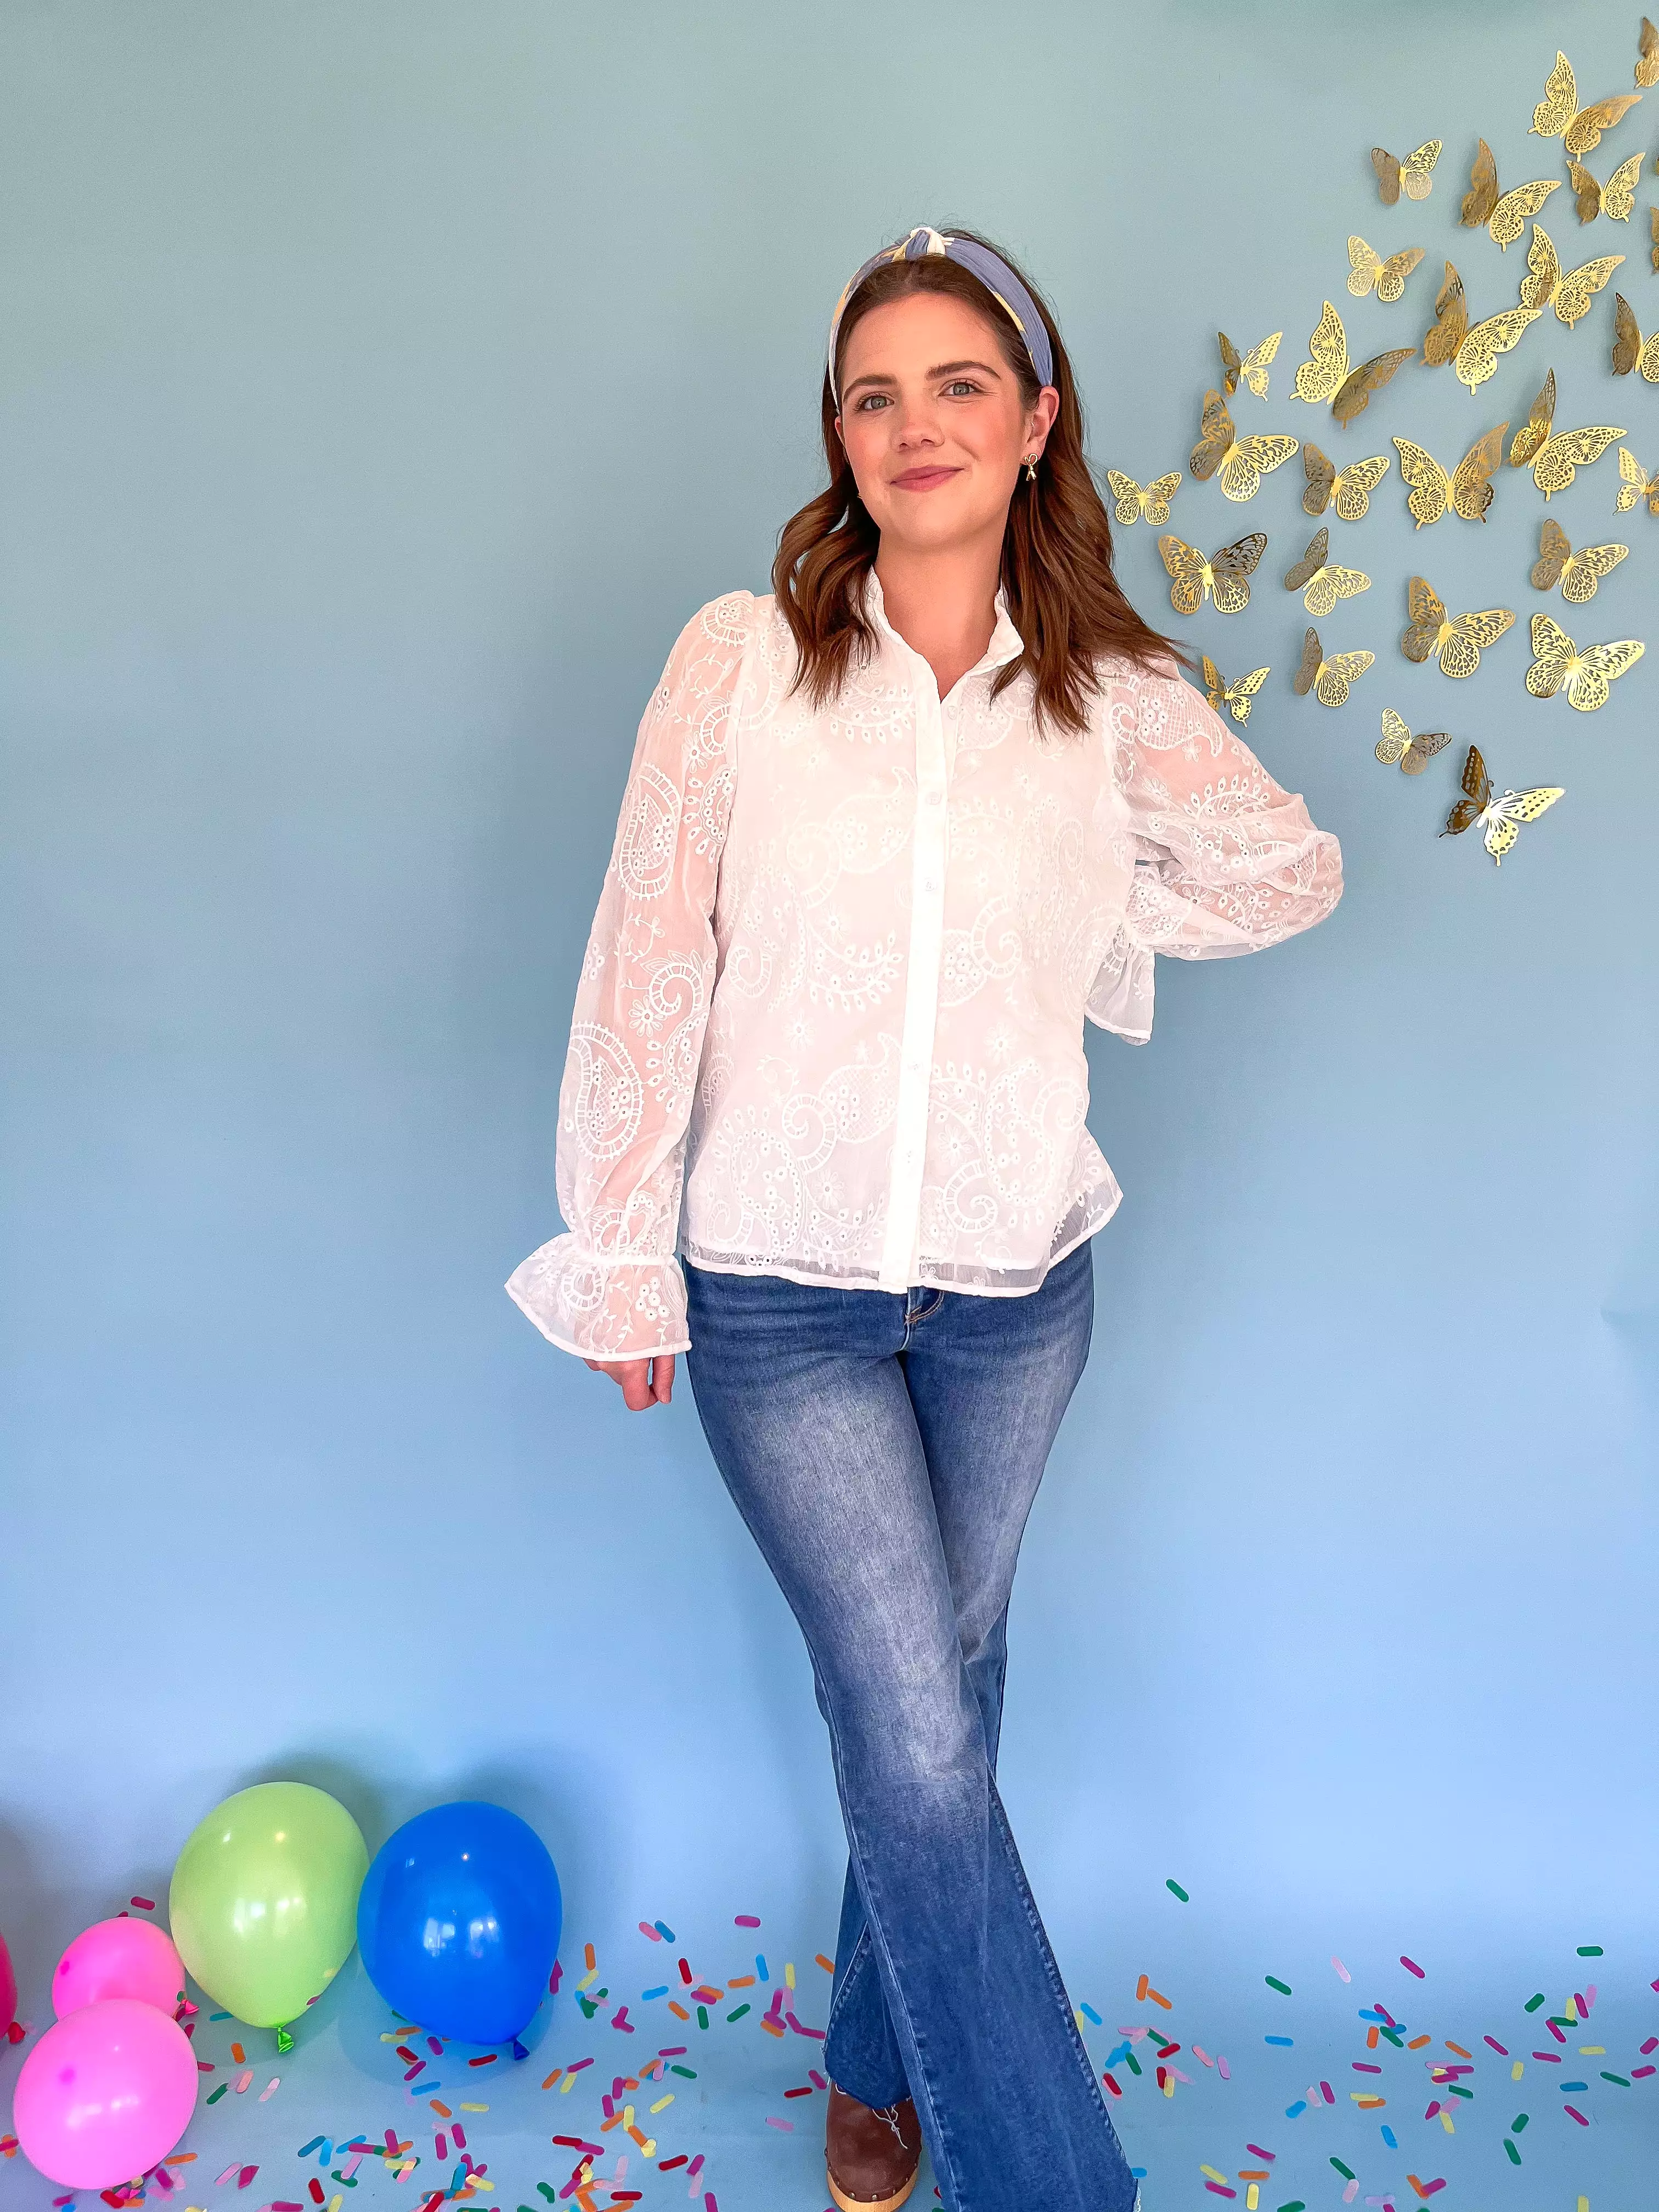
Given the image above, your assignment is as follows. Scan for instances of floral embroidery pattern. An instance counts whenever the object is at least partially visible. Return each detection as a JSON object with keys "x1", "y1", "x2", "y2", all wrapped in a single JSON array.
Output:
[{"x1": 507, "y1": 582, "x2": 1342, "y2": 1358}]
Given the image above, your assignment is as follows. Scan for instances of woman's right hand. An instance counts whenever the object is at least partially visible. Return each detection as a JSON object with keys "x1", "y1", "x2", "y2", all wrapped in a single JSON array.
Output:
[{"x1": 584, "y1": 1354, "x2": 675, "y2": 1410}]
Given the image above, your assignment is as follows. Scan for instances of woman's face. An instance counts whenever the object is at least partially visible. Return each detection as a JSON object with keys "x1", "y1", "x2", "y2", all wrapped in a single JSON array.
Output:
[{"x1": 834, "y1": 291, "x2": 1059, "y2": 556}]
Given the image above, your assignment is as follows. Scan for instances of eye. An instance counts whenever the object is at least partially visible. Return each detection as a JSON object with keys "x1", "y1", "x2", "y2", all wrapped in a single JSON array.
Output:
[
  {"x1": 944, "y1": 379, "x2": 980, "y2": 397},
  {"x1": 855, "y1": 392, "x2": 890, "y2": 412}
]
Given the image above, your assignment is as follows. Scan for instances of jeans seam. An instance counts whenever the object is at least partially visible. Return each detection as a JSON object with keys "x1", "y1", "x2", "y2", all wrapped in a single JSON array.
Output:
[
  {"x1": 791, "y1": 1639, "x2": 966, "y2": 2207},
  {"x1": 821, "y1": 1922, "x2": 875, "y2": 2053},
  {"x1": 985, "y1": 1773, "x2": 1129, "y2": 2157},
  {"x1": 900, "y1": 1286, "x2": 945, "y2": 1342},
  {"x1": 684, "y1": 1415, "x2": 961, "y2": 2195},
  {"x1": 828, "y1": 1773, "x2": 966, "y2": 2210}
]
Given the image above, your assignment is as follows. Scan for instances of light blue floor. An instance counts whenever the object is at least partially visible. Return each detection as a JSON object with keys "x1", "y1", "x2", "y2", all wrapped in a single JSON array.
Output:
[{"x1": 2, "y1": 1897, "x2": 1649, "y2": 2211}]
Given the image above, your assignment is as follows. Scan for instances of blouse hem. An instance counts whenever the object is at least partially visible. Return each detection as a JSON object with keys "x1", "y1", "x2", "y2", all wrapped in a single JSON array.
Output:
[{"x1": 679, "y1": 1188, "x2": 1121, "y2": 1301}]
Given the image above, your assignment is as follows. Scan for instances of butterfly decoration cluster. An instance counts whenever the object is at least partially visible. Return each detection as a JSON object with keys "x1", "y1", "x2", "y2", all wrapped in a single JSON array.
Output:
[{"x1": 1108, "y1": 20, "x2": 1655, "y2": 866}]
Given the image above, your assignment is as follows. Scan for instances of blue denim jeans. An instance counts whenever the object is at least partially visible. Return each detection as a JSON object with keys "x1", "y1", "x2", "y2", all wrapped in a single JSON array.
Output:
[{"x1": 683, "y1": 1239, "x2": 1138, "y2": 2212}]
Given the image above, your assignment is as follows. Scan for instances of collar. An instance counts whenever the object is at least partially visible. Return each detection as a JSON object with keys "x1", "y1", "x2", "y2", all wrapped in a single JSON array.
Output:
[{"x1": 860, "y1": 566, "x2": 1026, "y2": 678}]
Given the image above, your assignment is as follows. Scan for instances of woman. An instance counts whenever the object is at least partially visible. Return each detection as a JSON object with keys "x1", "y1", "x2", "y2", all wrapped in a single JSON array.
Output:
[{"x1": 509, "y1": 224, "x2": 1342, "y2": 2212}]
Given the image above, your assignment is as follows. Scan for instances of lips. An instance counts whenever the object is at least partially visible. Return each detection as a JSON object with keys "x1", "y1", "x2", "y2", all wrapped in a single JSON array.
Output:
[{"x1": 891, "y1": 466, "x2": 961, "y2": 490}]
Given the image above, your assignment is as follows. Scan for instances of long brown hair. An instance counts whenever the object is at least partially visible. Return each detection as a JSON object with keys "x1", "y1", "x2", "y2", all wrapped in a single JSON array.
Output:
[{"x1": 771, "y1": 227, "x2": 1188, "y2": 738}]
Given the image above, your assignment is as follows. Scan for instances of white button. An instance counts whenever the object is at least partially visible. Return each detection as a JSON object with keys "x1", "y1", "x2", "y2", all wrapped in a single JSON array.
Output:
[{"x1": 924, "y1": 788, "x2": 943, "y2": 806}]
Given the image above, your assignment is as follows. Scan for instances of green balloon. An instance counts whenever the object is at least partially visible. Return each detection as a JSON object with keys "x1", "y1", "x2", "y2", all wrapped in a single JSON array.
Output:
[{"x1": 169, "y1": 1782, "x2": 369, "y2": 2028}]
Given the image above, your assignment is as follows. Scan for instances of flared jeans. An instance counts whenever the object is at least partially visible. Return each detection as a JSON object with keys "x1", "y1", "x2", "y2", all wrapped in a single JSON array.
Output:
[{"x1": 682, "y1": 1239, "x2": 1139, "y2": 2212}]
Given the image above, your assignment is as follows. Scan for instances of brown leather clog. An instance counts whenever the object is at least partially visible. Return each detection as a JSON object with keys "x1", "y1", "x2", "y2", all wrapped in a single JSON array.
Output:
[{"x1": 825, "y1": 2080, "x2": 922, "y2": 2212}]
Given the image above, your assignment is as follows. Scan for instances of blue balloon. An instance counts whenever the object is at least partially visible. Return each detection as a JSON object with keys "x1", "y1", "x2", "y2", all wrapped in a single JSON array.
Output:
[{"x1": 357, "y1": 1802, "x2": 561, "y2": 2046}]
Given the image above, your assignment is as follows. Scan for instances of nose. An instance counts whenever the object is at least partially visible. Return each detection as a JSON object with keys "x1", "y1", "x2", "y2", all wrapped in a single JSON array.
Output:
[{"x1": 889, "y1": 394, "x2": 945, "y2": 450}]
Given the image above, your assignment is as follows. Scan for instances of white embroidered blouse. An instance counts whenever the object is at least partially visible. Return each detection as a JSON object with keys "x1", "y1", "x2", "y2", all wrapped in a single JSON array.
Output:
[{"x1": 507, "y1": 574, "x2": 1342, "y2": 1361}]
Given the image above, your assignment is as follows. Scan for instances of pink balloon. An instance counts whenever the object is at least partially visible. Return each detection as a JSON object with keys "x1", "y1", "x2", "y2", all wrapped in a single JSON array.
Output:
[
  {"x1": 54, "y1": 1919, "x2": 185, "y2": 2019},
  {"x1": 0, "y1": 1926, "x2": 17, "y2": 2028},
  {"x1": 13, "y1": 1998, "x2": 198, "y2": 2188}
]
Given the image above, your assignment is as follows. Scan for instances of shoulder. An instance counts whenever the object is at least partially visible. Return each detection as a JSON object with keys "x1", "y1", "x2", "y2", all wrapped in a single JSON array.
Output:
[
  {"x1": 669, "y1": 587, "x2": 758, "y2": 658},
  {"x1": 1092, "y1": 646, "x2": 1187, "y2": 692},
  {"x1": 1088, "y1": 649, "x2": 1195, "y2": 737},
  {"x1": 664, "y1": 588, "x2": 796, "y2": 680},
  {"x1": 652, "y1": 591, "x2": 772, "y2": 714},
  {"x1": 677, "y1": 590, "x2": 803, "y2": 712}
]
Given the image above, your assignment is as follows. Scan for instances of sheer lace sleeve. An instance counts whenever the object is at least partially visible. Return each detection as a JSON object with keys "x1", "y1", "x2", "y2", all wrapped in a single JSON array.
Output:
[
  {"x1": 1088, "y1": 662, "x2": 1344, "y2": 1044},
  {"x1": 506, "y1": 591, "x2": 753, "y2": 1358}
]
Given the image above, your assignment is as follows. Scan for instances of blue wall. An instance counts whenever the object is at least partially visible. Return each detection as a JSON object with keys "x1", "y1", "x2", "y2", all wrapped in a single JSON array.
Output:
[{"x1": 2, "y1": 0, "x2": 1653, "y2": 2030}]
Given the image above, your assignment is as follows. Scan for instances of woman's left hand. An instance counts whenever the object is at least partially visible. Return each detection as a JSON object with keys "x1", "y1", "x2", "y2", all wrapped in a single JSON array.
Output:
[{"x1": 583, "y1": 1353, "x2": 675, "y2": 1409}]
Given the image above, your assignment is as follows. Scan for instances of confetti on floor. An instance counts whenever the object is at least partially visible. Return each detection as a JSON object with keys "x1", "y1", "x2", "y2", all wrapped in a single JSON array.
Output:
[{"x1": 0, "y1": 1890, "x2": 1648, "y2": 2212}]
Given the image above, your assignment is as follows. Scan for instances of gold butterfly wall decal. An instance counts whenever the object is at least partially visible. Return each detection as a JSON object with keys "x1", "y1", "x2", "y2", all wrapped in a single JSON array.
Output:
[
  {"x1": 1612, "y1": 294, "x2": 1659, "y2": 380},
  {"x1": 1567, "y1": 152, "x2": 1644, "y2": 224},
  {"x1": 1188, "y1": 390, "x2": 1299, "y2": 502},
  {"x1": 1526, "y1": 612, "x2": 1645, "y2": 710},
  {"x1": 1639, "y1": 15, "x2": 1659, "y2": 87},
  {"x1": 1617, "y1": 447, "x2": 1659, "y2": 514},
  {"x1": 1420, "y1": 262, "x2": 1468, "y2": 366},
  {"x1": 1487, "y1": 176, "x2": 1564, "y2": 246},
  {"x1": 1218, "y1": 330, "x2": 1283, "y2": 399},
  {"x1": 1330, "y1": 349, "x2": 1417, "y2": 427},
  {"x1": 1401, "y1": 577, "x2": 1516, "y2": 678},
  {"x1": 1290, "y1": 302, "x2": 1415, "y2": 425},
  {"x1": 1301, "y1": 443, "x2": 1391, "y2": 521},
  {"x1": 1201, "y1": 654, "x2": 1271, "y2": 726},
  {"x1": 1508, "y1": 370, "x2": 1556, "y2": 468},
  {"x1": 1628, "y1": 451, "x2": 1659, "y2": 515},
  {"x1": 1518, "y1": 222, "x2": 1624, "y2": 327},
  {"x1": 1105, "y1": 469, "x2": 1182, "y2": 526},
  {"x1": 1528, "y1": 422, "x2": 1625, "y2": 499},
  {"x1": 1459, "y1": 140, "x2": 1563, "y2": 244},
  {"x1": 1372, "y1": 140, "x2": 1441, "y2": 203},
  {"x1": 1454, "y1": 302, "x2": 1543, "y2": 393},
  {"x1": 1652, "y1": 204, "x2": 1659, "y2": 274},
  {"x1": 1157, "y1": 531, "x2": 1268, "y2": 614},
  {"x1": 1283, "y1": 527, "x2": 1372, "y2": 617},
  {"x1": 1293, "y1": 625, "x2": 1375, "y2": 707},
  {"x1": 1375, "y1": 707, "x2": 1452, "y2": 775},
  {"x1": 1441, "y1": 744, "x2": 1564, "y2": 866},
  {"x1": 1531, "y1": 49, "x2": 1643, "y2": 157},
  {"x1": 1392, "y1": 424, "x2": 1507, "y2": 527},
  {"x1": 1347, "y1": 236, "x2": 1425, "y2": 302},
  {"x1": 1530, "y1": 519, "x2": 1629, "y2": 602}
]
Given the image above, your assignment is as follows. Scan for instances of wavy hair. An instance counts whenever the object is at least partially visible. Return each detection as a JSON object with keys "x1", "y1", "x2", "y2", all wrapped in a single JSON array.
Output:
[{"x1": 770, "y1": 227, "x2": 1188, "y2": 738}]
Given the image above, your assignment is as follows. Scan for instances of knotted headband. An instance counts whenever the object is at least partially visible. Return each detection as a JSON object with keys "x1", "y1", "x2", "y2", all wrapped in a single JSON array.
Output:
[{"x1": 826, "y1": 225, "x2": 1055, "y2": 407}]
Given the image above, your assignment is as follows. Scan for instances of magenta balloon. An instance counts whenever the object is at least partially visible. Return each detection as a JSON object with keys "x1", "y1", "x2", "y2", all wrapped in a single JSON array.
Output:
[
  {"x1": 13, "y1": 1999, "x2": 198, "y2": 2188},
  {"x1": 0, "y1": 1926, "x2": 17, "y2": 2028},
  {"x1": 54, "y1": 1920, "x2": 185, "y2": 2020}
]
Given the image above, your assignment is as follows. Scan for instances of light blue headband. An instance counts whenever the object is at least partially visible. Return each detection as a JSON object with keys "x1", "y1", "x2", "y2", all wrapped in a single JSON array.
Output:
[{"x1": 826, "y1": 224, "x2": 1056, "y2": 405}]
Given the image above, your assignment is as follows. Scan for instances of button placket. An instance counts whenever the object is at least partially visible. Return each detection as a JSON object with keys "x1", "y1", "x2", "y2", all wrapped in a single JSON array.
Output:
[{"x1": 878, "y1": 675, "x2": 951, "y2": 1291}]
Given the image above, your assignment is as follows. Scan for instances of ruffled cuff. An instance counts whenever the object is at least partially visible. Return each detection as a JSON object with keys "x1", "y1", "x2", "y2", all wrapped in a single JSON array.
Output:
[
  {"x1": 1085, "y1": 922, "x2": 1154, "y2": 1044},
  {"x1": 505, "y1": 1234, "x2": 690, "y2": 1360}
]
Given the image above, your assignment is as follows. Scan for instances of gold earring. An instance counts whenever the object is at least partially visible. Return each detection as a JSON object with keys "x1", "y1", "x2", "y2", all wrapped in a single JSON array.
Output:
[{"x1": 1023, "y1": 454, "x2": 1038, "y2": 482}]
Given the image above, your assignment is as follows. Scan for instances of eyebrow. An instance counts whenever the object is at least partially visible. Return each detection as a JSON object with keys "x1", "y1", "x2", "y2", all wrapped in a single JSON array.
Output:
[{"x1": 840, "y1": 357, "x2": 1006, "y2": 399}]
